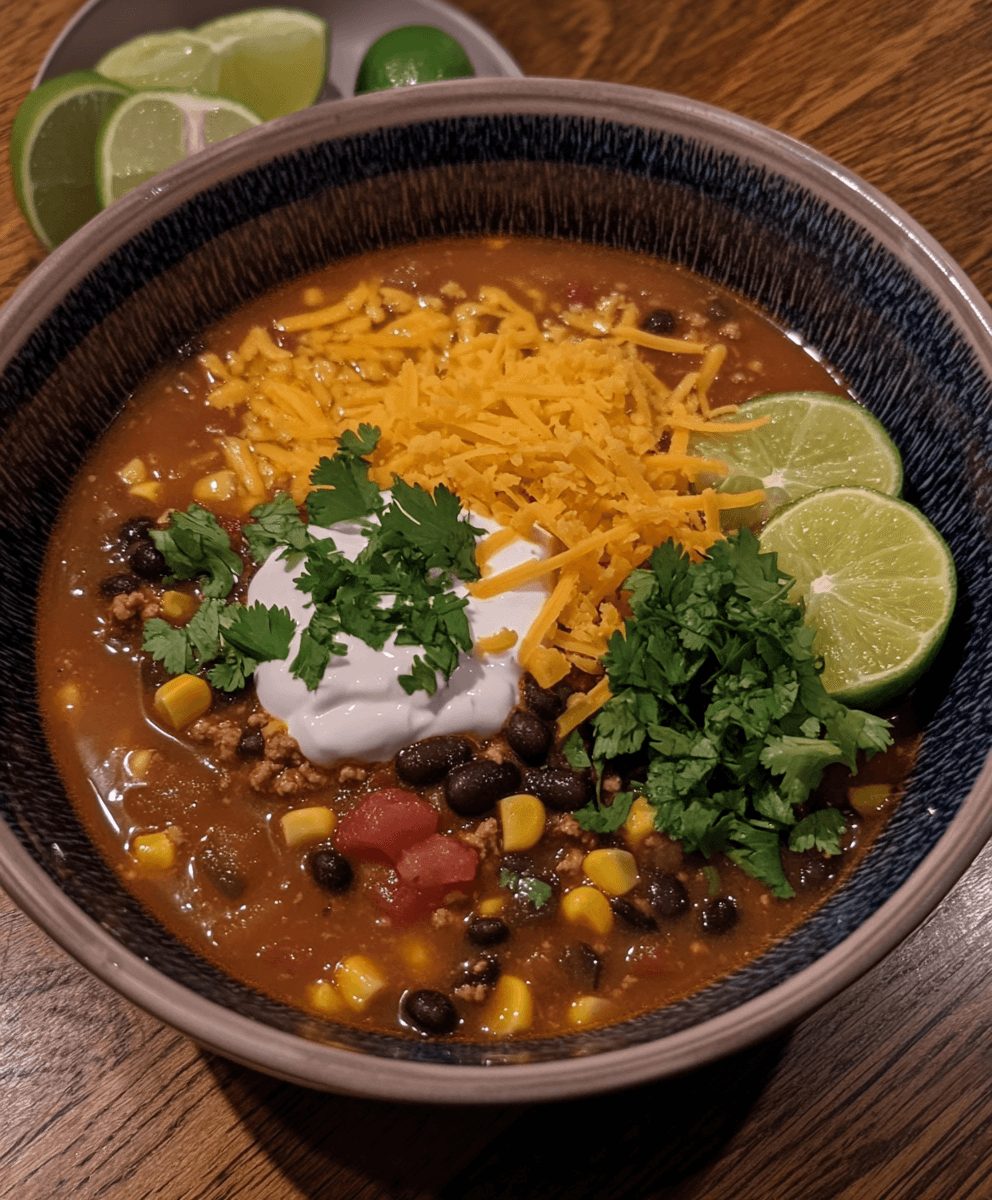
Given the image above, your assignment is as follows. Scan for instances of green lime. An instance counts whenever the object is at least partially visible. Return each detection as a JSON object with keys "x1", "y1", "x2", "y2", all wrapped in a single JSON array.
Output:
[
  {"x1": 691, "y1": 392, "x2": 903, "y2": 503},
  {"x1": 95, "y1": 32, "x2": 221, "y2": 93},
  {"x1": 355, "y1": 25, "x2": 474, "y2": 93},
  {"x1": 759, "y1": 486, "x2": 956, "y2": 707},
  {"x1": 95, "y1": 90, "x2": 261, "y2": 206},
  {"x1": 10, "y1": 71, "x2": 131, "y2": 250},
  {"x1": 196, "y1": 8, "x2": 329, "y2": 120}
]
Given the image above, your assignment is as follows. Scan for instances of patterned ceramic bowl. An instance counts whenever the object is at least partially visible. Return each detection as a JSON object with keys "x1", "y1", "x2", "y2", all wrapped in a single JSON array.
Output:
[{"x1": 2, "y1": 78, "x2": 991, "y2": 1102}]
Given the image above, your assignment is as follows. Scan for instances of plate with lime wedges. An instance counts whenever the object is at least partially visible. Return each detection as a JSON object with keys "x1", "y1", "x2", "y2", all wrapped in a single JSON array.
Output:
[{"x1": 15, "y1": 0, "x2": 519, "y2": 251}]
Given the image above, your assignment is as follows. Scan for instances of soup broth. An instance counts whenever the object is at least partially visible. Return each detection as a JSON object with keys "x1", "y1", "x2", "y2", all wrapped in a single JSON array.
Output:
[{"x1": 36, "y1": 238, "x2": 916, "y2": 1040}]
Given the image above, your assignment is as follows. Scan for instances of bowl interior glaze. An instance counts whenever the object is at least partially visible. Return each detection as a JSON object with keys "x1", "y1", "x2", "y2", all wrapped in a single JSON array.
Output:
[{"x1": 2, "y1": 78, "x2": 992, "y2": 1101}]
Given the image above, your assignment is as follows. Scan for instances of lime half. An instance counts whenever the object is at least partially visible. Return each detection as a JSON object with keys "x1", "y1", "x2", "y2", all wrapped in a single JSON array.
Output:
[
  {"x1": 96, "y1": 90, "x2": 262, "y2": 206},
  {"x1": 10, "y1": 71, "x2": 130, "y2": 249},
  {"x1": 760, "y1": 486, "x2": 956, "y2": 707},
  {"x1": 355, "y1": 25, "x2": 475, "y2": 93},
  {"x1": 197, "y1": 9, "x2": 329, "y2": 120},
  {"x1": 691, "y1": 392, "x2": 903, "y2": 502},
  {"x1": 95, "y1": 32, "x2": 221, "y2": 93}
]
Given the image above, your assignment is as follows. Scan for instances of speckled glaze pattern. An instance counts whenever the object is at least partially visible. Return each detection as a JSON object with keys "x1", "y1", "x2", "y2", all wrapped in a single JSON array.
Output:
[{"x1": 2, "y1": 91, "x2": 992, "y2": 1084}]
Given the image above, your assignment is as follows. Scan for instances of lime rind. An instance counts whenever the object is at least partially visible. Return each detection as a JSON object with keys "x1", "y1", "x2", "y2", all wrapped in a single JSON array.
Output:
[
  {"x1": 691, "y1": 391, "x2": 904, "y2": 502},
  {"x1": 10, "y1": 71, "x2": 131, "y2": 250},
  {"x1": 759, "y1": 485, "x2": 956, "y2": 708}
]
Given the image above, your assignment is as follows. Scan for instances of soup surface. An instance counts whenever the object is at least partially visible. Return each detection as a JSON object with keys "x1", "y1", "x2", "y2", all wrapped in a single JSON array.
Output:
[{"x1": 37, "y1": 238, "x2": 915, "y2": 1040}]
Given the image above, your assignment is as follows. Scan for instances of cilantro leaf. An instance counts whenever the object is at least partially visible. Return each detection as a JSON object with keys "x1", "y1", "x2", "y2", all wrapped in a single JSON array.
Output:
[
  {"x1": 562, "y1": 730, "x2": 592, "y2": 770},
  {"x1": 244, "y1": 494, "x2": 310, "y2": 564},
  {"x1": 142, "y1": 618, "x2": 196, "y2": 676},
  {"x1": 307, "y1": 425, "x2": 383, "y2": 526},
  {"x1": 149, "y1": 504, "x2": 243, "y2": 598},
  {"x1": 498, "y1": 869, "x2": 553, "y2": 909},
  {"x1": 379, "y1": 479, "x2": 485, "y2": 581},
  {"x1": 222, "y1": 602, "x2": 296, "y2": 663}
]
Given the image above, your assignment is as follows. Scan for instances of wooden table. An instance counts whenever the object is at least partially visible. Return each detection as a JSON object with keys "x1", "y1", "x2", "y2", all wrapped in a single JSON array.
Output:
[{"x1": 3, "y1": 1, "x2": 992, "y2": 1196}]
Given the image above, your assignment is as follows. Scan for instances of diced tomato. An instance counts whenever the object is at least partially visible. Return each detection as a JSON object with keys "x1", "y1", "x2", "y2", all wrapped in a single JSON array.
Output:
[
  {"x1": 396, "y1": 834, "x2": 479, "y2": 889},
  {"x1": 566, "y1": 282, "x2": 593, "y2": 308},
  {"x1": 336, "y1": 789, "x2": 439, "y2": 864},
  {"x1": 376, "y1": 882, "x2": 447, "y2": 925}
]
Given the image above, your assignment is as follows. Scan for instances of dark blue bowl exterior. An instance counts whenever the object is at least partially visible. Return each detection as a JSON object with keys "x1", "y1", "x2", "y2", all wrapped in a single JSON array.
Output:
[{"x1": 2, "y1": 112, "x2": 990, "y2": 1064}]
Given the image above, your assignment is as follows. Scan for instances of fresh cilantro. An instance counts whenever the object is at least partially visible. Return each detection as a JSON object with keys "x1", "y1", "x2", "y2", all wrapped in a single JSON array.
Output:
[
  {"x1": 244, "y1": 493, "x2": 310, "y2": 565},
  {"x1": 499, "y1": 868, "x2": 553, "y2": 909},
  {"x1": 576, "y1": 530, "x2": 893, "y2": 898},
  {"x1": 701, "y1": 865, "x2": 722, "y2": 896},
  {"x1": 149, "y1": 505, "x2": 243, "y2": 598},
  {"x1": 562, "y1": 730, "x2": 592, "y2": 770},
  {"x1": 307, "y1": 424, "x2": 383, "y2": 526},
  {"x1": 142, "y1": 596, "x2": 294, "y2": 692}
]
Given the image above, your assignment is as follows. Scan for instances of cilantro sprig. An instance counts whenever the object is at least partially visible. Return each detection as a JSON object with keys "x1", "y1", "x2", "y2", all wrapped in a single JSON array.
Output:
[
  {"x1": 142, "y1": 425, "x2": 485, "y2": 698},
  {"x1": 575, "y1": 531, "x2": 893, "y2": 898}
]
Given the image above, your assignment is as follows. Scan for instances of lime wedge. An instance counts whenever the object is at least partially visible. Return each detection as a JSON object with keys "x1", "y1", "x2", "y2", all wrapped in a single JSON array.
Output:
[
  {"x1": 759, "y1": 486, "x2": 956, "y2": 707},
  {"x1": 10, "y1": 71, "x2": 131, "y2": 250},
  {"x1": 355, "y1": 25, "x2": 474, "y2": 93},
  {"x1": 690, "y1": 392, "x2": 903, "y2": 503},
  {"x1": 196, "y1": 9, "x2": 329, "y2": 120},
  {"x1": 95, "y1": 32, "x2": 221, "y2": 93},
  {"x1": 95, "y1": 90, "x2": 261, "y2": 206}
]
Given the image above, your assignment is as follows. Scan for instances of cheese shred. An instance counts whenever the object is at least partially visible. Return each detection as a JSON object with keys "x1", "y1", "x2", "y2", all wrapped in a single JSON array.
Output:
[{"x1": 194, "y1": 278, "x2": 761, "y2": 679}]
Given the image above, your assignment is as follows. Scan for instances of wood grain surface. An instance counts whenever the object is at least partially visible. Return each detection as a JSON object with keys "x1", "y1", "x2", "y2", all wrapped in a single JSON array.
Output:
[{"x1": 3, "y1": 1, "x2": 992, "y2": 1197}]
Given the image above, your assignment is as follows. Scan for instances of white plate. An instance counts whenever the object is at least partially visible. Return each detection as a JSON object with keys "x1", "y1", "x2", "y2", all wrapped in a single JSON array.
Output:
[{"x1": 34, "y1": 0, "x2": 521, "y2": 98}]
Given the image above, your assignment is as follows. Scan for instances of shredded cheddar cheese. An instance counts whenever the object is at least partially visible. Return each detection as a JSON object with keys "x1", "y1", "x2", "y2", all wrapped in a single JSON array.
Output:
[{"x1": 193, "y1": 279, "x2": 765, "y2": 689}]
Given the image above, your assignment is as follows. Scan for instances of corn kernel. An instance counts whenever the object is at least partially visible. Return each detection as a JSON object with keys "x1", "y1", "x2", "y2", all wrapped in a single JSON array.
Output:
[
  {"x1": 623, "y1": 795, "x2": 655, "y2": 846},
  {"x1": 476, "y1": 896, "x2": 505, "y2": 917},
  {"x1": 118, "y1": 456, "x2": 146, "y2": 486},
  {"x1": 132, "y1": 830, "x2": 176, "y2": 871},
  {"x1": 129, "y1": 480, "x2": 162, "y2": 502},
  {"x1": 306, "y1": 980, "x2": 344, "y2": 1016},
  {"x1": 567, "y1": 995, "x2": 614, "y2": 1029},
  {"x1": 280, "y1": 805, "x2": 336, "y2": 847},
  {"x1": 583, "y1": 848, "x2": 638, "y2": 895},
  {"x1": 153, "y1": 674, "x2": 212, "y2": 730},
  {"x1": 55, "y1": 682, "x2": 81, "y2": 712},
  {"x1": 561, "y1": 886, "x2": 613, "y2": 936},
  {"x1": 160, "y1": 591, "x2": 199, "y2": 623},
  {"x1": 849, "y1": 784, "x2": 891, "y2": 813},
  {"x1": 399, "y1": 935, "x2": 432, "y2": 973},
  {"x1": 335, "y1": 955, "x2": 386, "y2": 1011},
  {"x1": 127, "y1": 749, "x2": 156, "y2": 779},
  {"x1": 483, "y1": 974, "x2": 533, "y2": 1035},
  {"x1": 499, "y1": 793, "x2": 546, "y2": 852},
  {"x1": 303, "y1": 286, "x2": 325, "y2": 307},
  {"x1": 192, "y1": 470, "x2": 237, "y2": 504}
]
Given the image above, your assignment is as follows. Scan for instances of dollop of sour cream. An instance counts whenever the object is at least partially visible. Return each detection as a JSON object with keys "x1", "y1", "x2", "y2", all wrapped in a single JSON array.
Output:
[{"x1": 249, "y1": 516, "x2": 549, "y2": 765}]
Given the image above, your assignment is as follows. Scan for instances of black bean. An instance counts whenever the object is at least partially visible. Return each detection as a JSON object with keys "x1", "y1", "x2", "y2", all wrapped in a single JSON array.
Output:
[
  {"x1": 521, "y1": 767, "x2": 591, "y2": 812},
  {"x1": 786, "y1": 850, "x2": 837, "y2": 892},
  {"x1": 647, "y1": 872, "x2": 690, "y2": 919},
  {"x1": 561, "y1": 942, "x2": 602, "y2": 989},
  {"x1": 129, "y1": 540, "x2": 169, "y2": 581},
  {"x1": 237, "y1": 729, "x2": 265, "y2": 758},
  {"x1": 99, "y1": 572, "x2": 143, "y2": 597},
  {"x1": 611, "y1": 897, "x2": 658, "y2": 931},
  {"x1": 119, "y1": 516, "x2": 154, "y2": 546},
  {"x1": 396, "y1": 735, "x2": 473, "y2": 786},
  {"x1": 445, "y1": 759, "x2": 521, "y2": 816},
  {"x1": 504, "y1": 710, "x2": 552, "y2": 766},
  {"x1": 309, "y1": 848, "x2": 353, "y2": 893},
  {"x1": 701, "y1": 896, "x2": 739, "y2": 935},
  {"x1": 706, "y1": 296, "x2": 733, "y2": 321},
  {"x1": 640, "y1": 308, "x2": 677, "y2": 336},
  {"x1": 467, "y1": 916, "x2": 510, "y2": 946},
  {"x1": 457, "y1": 956, "x2": 501, "y2": 987},
  {"x1": 523, "y1": 674, "x2": 564, "y2": 721},
  {"x1": 402, "y1": 989, "x2": 458, "y2": 1035},
  {"x1": 500, "y1": 852, "x2": 534, "y2": 874},
  {"x1": 199, "y1": 828, "x2": 254, "y2": 900}
]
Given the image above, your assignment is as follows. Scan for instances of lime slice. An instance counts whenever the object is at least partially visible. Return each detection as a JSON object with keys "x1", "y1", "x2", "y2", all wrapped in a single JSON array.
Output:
[
  {"x1": 759, "y1": 486, "x2": 956, "y2": 707},
  {"x1": 691, "y1": 392, "x2": 903, "y2": 503},
  {"x1": 197, "y1": 9, "x2": 329, "y2": 120},
  {"x1": 355, "y1": 25, "x2": 475, "y2": 93},
  {"x1": 10, "y1": 71, "x2": 131, "y2": 250},
  {"x1": 96, "y1": 90, "x2": 262, "y2": 206},
  {"x1": 95, "y1": 32, "x2": 221, "y2": 93}
]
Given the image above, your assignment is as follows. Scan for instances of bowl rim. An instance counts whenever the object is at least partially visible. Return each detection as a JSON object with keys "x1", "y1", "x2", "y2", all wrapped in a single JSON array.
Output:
[{"x1": 3, "y1": 75, "x2": 992, "y2": 1103}]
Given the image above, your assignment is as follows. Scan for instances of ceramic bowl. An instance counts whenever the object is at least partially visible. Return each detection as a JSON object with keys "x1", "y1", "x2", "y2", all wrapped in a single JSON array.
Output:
[{"x1": 3, "y1": 78, "x2": 992, "y2": 1103}]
